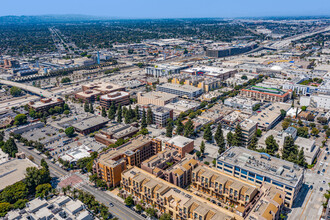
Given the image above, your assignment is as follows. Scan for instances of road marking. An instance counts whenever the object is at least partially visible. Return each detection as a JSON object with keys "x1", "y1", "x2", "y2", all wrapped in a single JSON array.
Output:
[
  {"x1": 49, "y1": 167, "x2": 65, "y2": 177},
  {"x1": 299, "y1": 189, "x2": 314, "y2": 219}
]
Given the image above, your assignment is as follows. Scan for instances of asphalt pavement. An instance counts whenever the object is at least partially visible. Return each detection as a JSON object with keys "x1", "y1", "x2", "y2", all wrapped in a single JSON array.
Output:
[{"x1": 16, "y1": 142, "x2": 144, "y2": 220}]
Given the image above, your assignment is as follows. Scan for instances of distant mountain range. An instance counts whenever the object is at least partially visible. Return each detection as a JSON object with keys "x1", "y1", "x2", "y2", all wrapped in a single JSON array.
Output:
[
  {"x1": 0, "y1": 14, "x2": 329, "y2": 24},
  {"x1": 0, "y1": 14, "x2": 114, "y2": 24}
]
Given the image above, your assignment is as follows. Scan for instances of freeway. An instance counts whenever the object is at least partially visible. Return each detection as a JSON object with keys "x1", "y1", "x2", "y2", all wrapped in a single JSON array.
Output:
[
  {"x1": 15, "y1": 142, "x2": 144, "y2": 220},
  {"x1": 0, "y1": 79, "x2": 53, "y2": 98}
]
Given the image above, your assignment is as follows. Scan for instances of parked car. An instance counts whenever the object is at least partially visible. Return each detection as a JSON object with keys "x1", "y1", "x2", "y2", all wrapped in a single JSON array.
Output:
[{"x1": 109, "y1": 202, "x2": 114, "y2": 207}]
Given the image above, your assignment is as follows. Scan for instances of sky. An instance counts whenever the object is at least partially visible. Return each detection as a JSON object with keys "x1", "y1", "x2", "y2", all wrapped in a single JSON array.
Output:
[{"x1": 0, "y1": 0, "x2": 329, "y2": 18}]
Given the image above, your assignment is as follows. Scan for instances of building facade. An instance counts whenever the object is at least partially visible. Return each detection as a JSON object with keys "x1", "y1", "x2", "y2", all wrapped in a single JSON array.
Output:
[
  {"x1": 100, "y1": 91, "x2": 130, "y2": 109},
  {"x1": 93, "y1": 135, "x2": 162, "y2": 187},
  {"x1": 217, "y1": 147, "x2": 304, "y2": 207},
  {"x1": 241, "y1": 86, "x2": 291, "y2": 102}
]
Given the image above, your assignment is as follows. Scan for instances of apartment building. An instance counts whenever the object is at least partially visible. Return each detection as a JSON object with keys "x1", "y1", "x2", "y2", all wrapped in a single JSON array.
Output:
[
  {"x1": 95, "y1": 123, "x2": 139, "y2": 146},
  {"x1": 120, "y1": 166, "x2": 240, "y2": 220},
  {"x1": 141, "y1": 149, "x2": 198, "y2": 188},
  {"x1": 300, "y1": 93, "x2": 330, "y2": 110},
  {"x1": 100, "y1": 91, "x2": 130, "y2": 109},
  {"x1": 171, "y1": 75, "x2": 222, "y2": 93},
  {"x1": 241, "y1": 86, "x2": 291, "y2": 102},
  {"x1": 28, "y1": 98, "x2": 64, "y2": 112},
  {"x1": 93, "y1": 135, "x2": 161, "y2": 187},
  {"x1": 246, "y1": 184, "x2": 285, "y2": 220},
  {"x1": 164, "y1": 136, "x2": 194, "y2": 158},
  {"x1": 192, "y1": 166, "x2": 258, "y2": 217},
  {"x1": 138, "y1": 104, "x2": 173, "y2": 127},
  {"x1": 137, "y1": 91, "x2": 179, "y2": 106},
  {"x1": 156, "y1": 83, "x2": 203, "y2": 99},
  {"x1": 217, "y1": 147, "x2": 304, "y2": 207}
]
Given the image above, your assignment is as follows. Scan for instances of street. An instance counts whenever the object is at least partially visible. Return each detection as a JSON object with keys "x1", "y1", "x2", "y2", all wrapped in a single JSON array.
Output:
[
  {"x1": 288, "y1": 144, "x2": 330, "y2": 220},
  {"x1": 16, "y1": 142, "x2": 144, "y2": 220}
]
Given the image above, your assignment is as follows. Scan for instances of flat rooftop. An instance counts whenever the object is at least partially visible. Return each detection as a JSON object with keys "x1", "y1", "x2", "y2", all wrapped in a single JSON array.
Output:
[
  {"x1": 122, "y1": 167, "x2": 239, "y2": 220},
  {"x1": 166, "y1": 135, "x2": 194, "y2": 148},
  {"x1": 158, "y1": 83, "x2": 202, "y2": 93},
  {"x1": 97, "y1": 135, "x2": 153, "y2": 167},
  {"x1": 72, "y1": 116, "x2": 109, "y2": 131},
  {"x1": 218, "y1": 147, "x2": 304, "y2": 187},
  {"x1": 100, "y1": 91, "x2": 129, "y2": 100},
  {"x1": 138, "y1": 91, "x2": 178, "y2": 101},
  {"x1": 83, "y1": 81, "x2": 124, "y2": 93},
  {"x1": 0, "y1": 159, "x2": 38, "y2": 190}
]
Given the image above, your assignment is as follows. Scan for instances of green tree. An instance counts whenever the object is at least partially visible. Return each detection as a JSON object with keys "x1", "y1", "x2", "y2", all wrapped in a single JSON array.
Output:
[
  {"x1": 166, "y1": 119, "x2": 173, "y2": 137},
  {"x1": 256, "y1": 129, "x2": 262, "y2": 137},
  {"x1": 265, "y1": 135, "x2": 279, "y2": 155},
  {"x1": 282, "y1": 136, "x2": 297, "y2": 162},
  {"x1": 297, "y1": 148, "x2": 307, "y2": 167},
  {"x1": 135, "y1": 106, "x2": 140, "y2": 120},
  {"x1": 101, "y1": 107, "x2": 107, "y2": 117},
  {"x1": 214, "y1": 124, "x2": 226, "y2": 154},
  {"x1": 0, "y1": 181, "x2": 28, "y2": 204},
  {"x1": 0, "y1": 202, "x2": 12, "y2": 217},
  {"x1": 311, "y1": 127, "x2": 319, "y2": 136},
  {"x1": 63, "y1": 110, "x2": 70, "y2": 115},
  {"x1": 108, "y1": 102, "x2": 116, "y2": 120},
  {"x1": 248, "y1": 133, "x2": 258, "y2": 150},
  {"x1": 124, "y1": 195, "x2": 134, "y2": 206},
  {"x1": 203, "y1": 125, "x2": 213, "y2": 142},
  {"x1": 63, "y1": 103, "x2": 69, "y2": 111},
  {"x1": 280, "y1": 109, "x2": 287, "y2": 118},
  {"x1": 200, "y1": 141, "x2": 205, "y2": 155},
  {"x1": 35, "y1": 183, "x2": 52, "y2": 198},
  {"x1": 146, "y1": 207, "x2": 157, "y2": 217},
  {"x1": 227, "y1": 131, "x2": 234, "y2": 147},
  {"x1": 2, "y1": 138, "x2": 18, "y2": 157},
  {"x1": 84, "y1": 101, "x2": 90, "y2": 113},
  {"x1": 282, "y1": 120, "x2": 290, "y2": 130},
  {"x1": 147, "y1": 107, "x2": 153, "y2": 125},
  {"x1": 233, "y1": 124, "x2": 243, "y2": 146},
  {"x1": 10, "y1": 87, "x2": 22, "y2": 97},
  {"x1": 117, "y1": 104, "x2": 122, "y2": 123},
  {"x1": 14, "y1": 114, "x2": 27, "y2": 125},
  {"x1": 301, "y1": 106, "x2": 307, "y2": 111},
  {"x1": 176, "y1": 120, "x2": 184, "y2": 135},
  {"x1": 25, "y1": 166, "x2": 51, "y2": 194},
  {"x1": 89, "y1": 103, "x2": 94, "y2": 114},
  {"x1": 141, "y1": 109, "x2": 147, "y2": 128},
  {"x1": 65, "y1": 127, "x2": 75, "y2": 137},
  {"x1": 184, "y1": 119, "x2": 194, "y2": 137}
]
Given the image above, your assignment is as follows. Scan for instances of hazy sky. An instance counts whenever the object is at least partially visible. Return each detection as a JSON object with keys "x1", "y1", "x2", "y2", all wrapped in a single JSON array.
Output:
[{"x1": 1, "y1": 0, "x2": 329, "y2": 18}]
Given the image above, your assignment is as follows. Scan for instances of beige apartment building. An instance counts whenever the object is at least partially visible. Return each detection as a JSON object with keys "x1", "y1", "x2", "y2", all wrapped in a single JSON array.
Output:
[
  {"x1": 93, "y1": 135, "x2": 161, "y2": 187},
  {"x1": 120, "y1": 166, "x2": 241, "y2": 220}
]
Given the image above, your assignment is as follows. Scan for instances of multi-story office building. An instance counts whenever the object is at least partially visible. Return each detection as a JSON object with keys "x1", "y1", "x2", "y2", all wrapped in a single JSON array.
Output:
[
  {"x1": 300, "y1": 93, "x2": 330, "y2": 110},
  {"x1": 241, "y1": 86, "x2": 291, "y2": 102},
  {"x1": 137, "y1": 91, "x2": 179, "y2": 106},
  {"x1": 240, "y1": 120, "x2": 257, "y2": 146},
  {"x1": 93, "y1": 135, "x2": 161, "y2": 187},
  {"x1": 206, "y1": 43, "x2": 258, "y2": 58},
  {"x1": 217, "y1": 147, "x2": 304, "y2": 207},
  {"x1": 28, "y1": 98, "x2": 64, "y2": 112},
  {"x1": 138, "y1": 104, "x2": 173, "y2": 127},
  {"x1": 120, "y1": 167, "x2": 240, "y2": 220},
  {"x1": 75, "y1": 89, "x2": 101, "y2": 102},
  {"x1": 95, "y1": 123, "x2": 139, "y2": 146},
  {"x1": 165, "y1": 135, "x2": 194, "y2": 158},
  {"x1": 181, "y1": 66, "x2": 237, "y2": 81},
  {"x1": 82, "y1": 82, "x2": 125, "y2": 94},
  {"x1": 146, "y1": 64, "x2": 188, "y2": 77},
  {"x1": 192, "y1": 166, "x2": 259, "y2": 217},
  {"x1": 156, "y1": 83, "x2": 203, "y2": 99},
  {"x1": 224, "y1": 96, "x2": 261, "y2": 111},
  {"x1": 100, "y1": 91, "x2": 130, "y2": 109}
]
